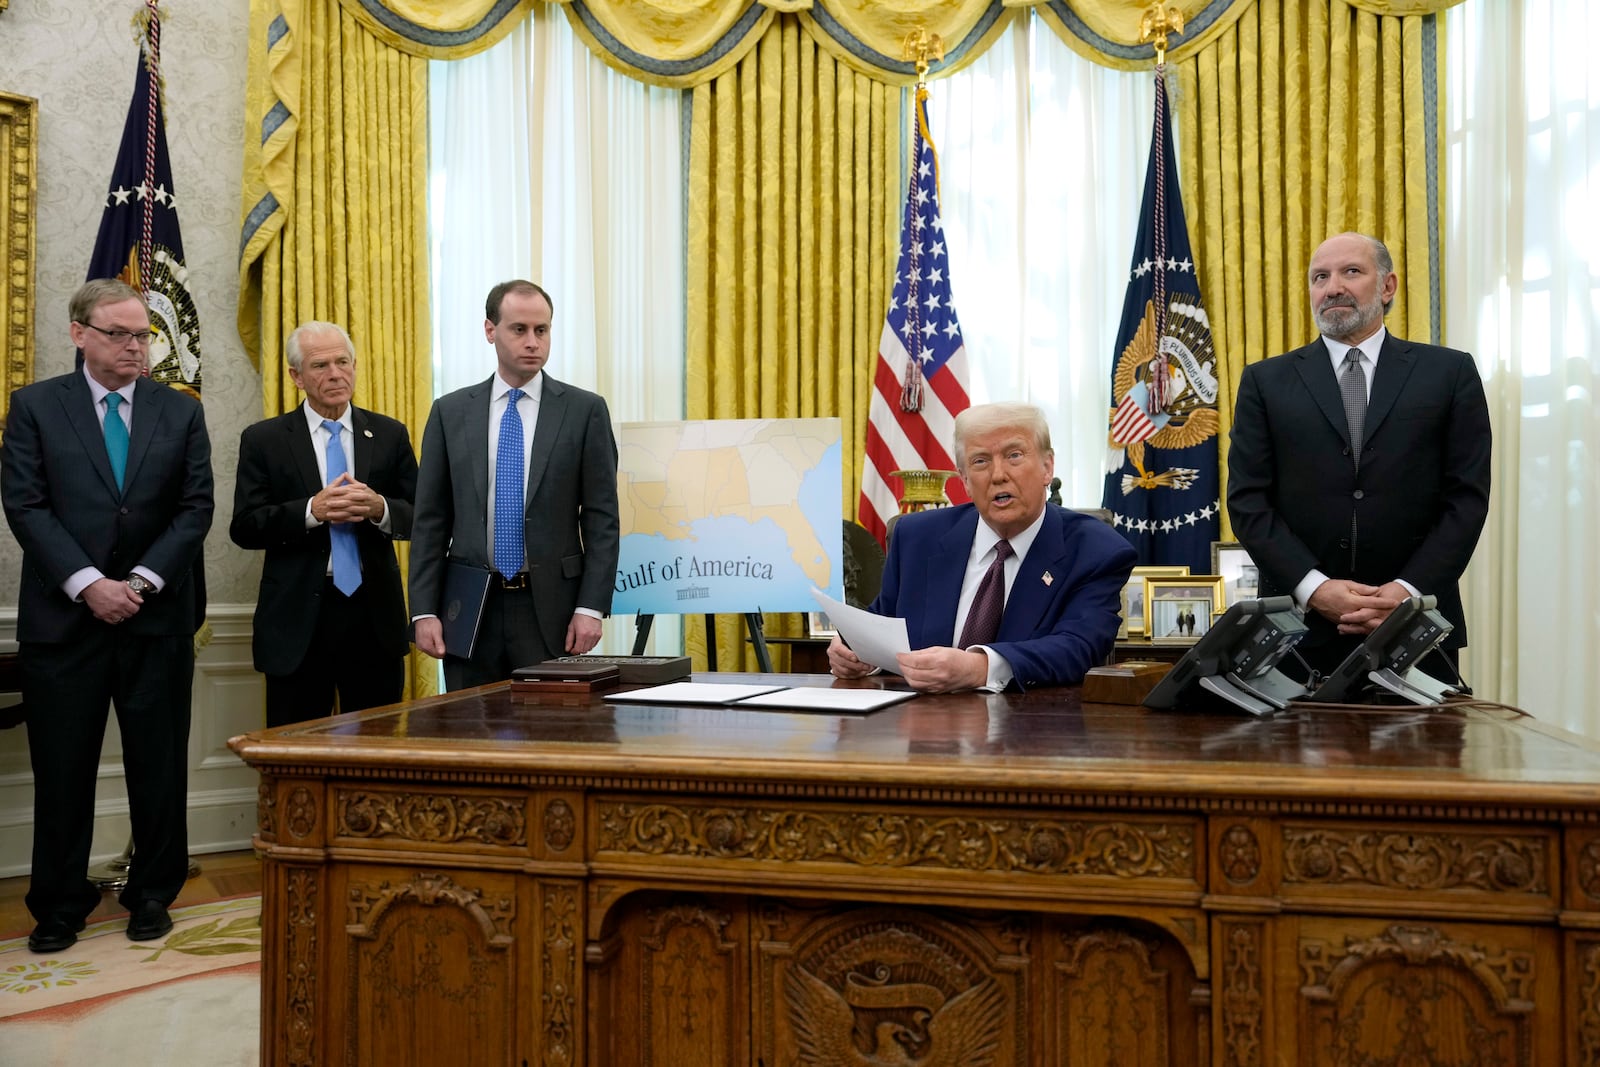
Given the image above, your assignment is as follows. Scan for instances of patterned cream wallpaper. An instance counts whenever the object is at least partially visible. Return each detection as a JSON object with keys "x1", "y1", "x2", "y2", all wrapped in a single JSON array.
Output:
[{"x1": 0, "y1": 0, "x2": 263, "y2": 605}]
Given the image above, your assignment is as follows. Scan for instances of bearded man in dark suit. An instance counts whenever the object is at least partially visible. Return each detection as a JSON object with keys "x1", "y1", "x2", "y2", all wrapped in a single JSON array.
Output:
[
  {"x1": 1, "y1": 279, "x2": 213, "y2": 952},
  {"x1": 231, "y1": 321, "x2": 417, "y2": 726},
  {"x1": 1227, "y1": 232, "x2": 1492, "y2": 680}
]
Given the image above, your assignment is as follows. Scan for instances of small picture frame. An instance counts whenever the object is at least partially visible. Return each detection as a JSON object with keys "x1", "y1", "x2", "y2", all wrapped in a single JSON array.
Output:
[
  {"x1": 806, "y1": 611, "x2": 837, "y2": 638},
  {"x1": 1121, "y1": 565, "x2": 1190, "y2": 637},
  {"x1": 1210, "y1": 541, "x2": 1260, "y2": 609},
  {"x1": 1145, "y1": 575, "x2": 1226, "y2": 645}
]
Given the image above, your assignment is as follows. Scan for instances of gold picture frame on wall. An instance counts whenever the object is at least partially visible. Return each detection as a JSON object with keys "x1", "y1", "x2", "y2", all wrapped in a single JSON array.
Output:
[{"x1": 1, "y1": 89, "x2": 38, "y2": 438}]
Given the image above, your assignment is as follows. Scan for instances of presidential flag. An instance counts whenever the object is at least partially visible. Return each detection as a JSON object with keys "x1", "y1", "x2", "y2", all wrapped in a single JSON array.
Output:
[
  {"x1": 858, "y1": 86, "x2": 972, "y2": 547},
  {"x1": 86, "y1": 7, "x2": 202, "y2": 397},
  {"x1": 1100, "y1": 73, "x2": 1218, "y2": 572}
]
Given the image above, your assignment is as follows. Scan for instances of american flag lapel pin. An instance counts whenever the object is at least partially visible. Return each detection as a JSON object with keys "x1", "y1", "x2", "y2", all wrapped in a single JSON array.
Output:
[{"x1": 1042, "y1": 571, "x2": 1053, "y2": 586}]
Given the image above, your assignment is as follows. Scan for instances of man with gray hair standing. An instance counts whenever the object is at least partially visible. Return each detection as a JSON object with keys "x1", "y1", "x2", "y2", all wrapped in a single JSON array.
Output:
[{"x1": 231, "y1": 321, "x2": 417, "y2": 726}]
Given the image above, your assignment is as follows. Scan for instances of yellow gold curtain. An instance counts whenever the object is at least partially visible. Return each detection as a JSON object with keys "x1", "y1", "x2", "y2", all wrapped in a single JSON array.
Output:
[
  {"x1": 1168, "y1": 0, "x2": 1446, "y2": 538},
  {"x1": 238, "y1": 0, "x2": 438, "y2": 699},
  {"x1": 683, "y1": 14, "x2": 901, "y2": 671}
]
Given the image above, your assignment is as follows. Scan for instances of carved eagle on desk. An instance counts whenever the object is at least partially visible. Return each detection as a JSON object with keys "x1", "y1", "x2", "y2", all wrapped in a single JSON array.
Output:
[{"x1": 785, "y1": 965, "x2": 1005, "y2": 1066}]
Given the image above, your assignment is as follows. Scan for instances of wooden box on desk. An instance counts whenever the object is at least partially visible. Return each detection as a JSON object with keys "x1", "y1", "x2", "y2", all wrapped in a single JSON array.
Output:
[
  {"x1": 1083, "y1": 660, "x2": 1172, "y2": 704},
  {"x1": 510, "y1": 662, "x2": 620, "y2": 694}
]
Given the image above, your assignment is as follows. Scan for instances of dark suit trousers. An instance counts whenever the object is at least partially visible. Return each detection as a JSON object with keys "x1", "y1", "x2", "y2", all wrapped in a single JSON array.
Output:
[
  {"x1": 265, "y1": 578, "x2": 405, "y2": 727},
  {"x1": 443, "y1": 581, "x2": 555, "y2": 691},
  {"x1": 22, "y1": 628, "x2": 193, "y2": 922}
]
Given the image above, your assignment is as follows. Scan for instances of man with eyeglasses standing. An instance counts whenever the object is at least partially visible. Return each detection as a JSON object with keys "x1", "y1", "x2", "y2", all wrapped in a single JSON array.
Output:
[
  {"x1": 827, "y1": 402, "x2": 1135, "y2": 692},
  {"x1": 1, "y1": 279, "x2": 213, "y2": 953},
  {"x1": 230, "y1": 321, "x2": 418, "y2": 725}
]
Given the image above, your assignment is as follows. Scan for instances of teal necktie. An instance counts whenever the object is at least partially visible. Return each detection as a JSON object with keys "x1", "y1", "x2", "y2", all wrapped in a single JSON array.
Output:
[{"x1": 104, "y1": 393, "x2": 129, "y2": 490}]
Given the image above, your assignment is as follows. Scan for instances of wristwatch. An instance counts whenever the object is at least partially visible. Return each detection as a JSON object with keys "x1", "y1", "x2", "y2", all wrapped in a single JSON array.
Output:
[{"x1": 125, "y1": 574, "x2": 157, "y2": 596}]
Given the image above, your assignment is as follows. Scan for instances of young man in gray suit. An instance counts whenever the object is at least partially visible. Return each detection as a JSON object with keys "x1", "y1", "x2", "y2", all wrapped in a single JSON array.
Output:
[
  {"x1": 409, "y1": 280, "x2": 620, "y2": 690},
  {"x1": 1227, "y1": 232, "x2": 1492, "y2": 680},
  {"x1": 1, "y1": 279, "x2": 213, "y2": 952}
]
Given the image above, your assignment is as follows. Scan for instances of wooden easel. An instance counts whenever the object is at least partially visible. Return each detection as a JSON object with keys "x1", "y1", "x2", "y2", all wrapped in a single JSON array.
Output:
[{"x1": 631, "y1": 612, "x2": 773, "y2": 673}]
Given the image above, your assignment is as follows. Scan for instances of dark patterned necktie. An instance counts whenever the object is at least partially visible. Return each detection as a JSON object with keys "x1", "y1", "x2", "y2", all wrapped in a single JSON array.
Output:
[
  {"x1": 1340, "y1": 349, "x2": 1367, "y2": 468},
  {"x1": 958, "y1": 540, "x2": 1012, "y2": 648}
]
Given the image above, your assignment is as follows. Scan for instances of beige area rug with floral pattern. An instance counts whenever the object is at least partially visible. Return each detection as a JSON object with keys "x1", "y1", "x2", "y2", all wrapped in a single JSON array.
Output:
[{"x1": 0, "y1": 896, "x2": 260, "y2": 1066}]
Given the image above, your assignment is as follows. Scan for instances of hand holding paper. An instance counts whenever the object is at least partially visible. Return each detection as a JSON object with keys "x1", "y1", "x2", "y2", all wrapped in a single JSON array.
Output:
[{"x1": 810, "y1": 588, "x2": 909, "y2": 674}]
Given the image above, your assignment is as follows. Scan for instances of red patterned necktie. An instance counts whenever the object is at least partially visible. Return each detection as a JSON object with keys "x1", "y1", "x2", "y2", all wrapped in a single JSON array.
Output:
[{"x1": 958, "y1": 540, "x2": 1012, "y2": 647}]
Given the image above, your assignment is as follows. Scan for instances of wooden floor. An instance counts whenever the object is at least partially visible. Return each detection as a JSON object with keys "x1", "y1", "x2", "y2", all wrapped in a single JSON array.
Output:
[{"x1": 0, "y1": 849, "x2": 262, "y2": 938}]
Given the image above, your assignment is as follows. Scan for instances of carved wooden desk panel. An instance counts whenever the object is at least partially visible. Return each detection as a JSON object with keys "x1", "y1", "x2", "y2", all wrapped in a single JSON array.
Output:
[{"x1": 229, "y1": 676, "x2": 1600, "y2": 1067}]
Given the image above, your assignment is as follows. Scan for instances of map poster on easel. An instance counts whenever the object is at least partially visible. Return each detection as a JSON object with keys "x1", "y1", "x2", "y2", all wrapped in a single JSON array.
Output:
[{"x1": 613, "y1": 418, "x2": 843, "y2": 615}]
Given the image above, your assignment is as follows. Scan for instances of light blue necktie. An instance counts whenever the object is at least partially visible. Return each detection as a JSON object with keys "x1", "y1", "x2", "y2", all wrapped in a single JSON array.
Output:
[
  {"x1": 494, "y1": 388, "x2": 526, "y2": 578},
  {"x1": 322, "y1": 420, "x2": 362, "y2": 596},
  {"x1": 103, "y1": 393, "x2": 129, "y2": 491}
]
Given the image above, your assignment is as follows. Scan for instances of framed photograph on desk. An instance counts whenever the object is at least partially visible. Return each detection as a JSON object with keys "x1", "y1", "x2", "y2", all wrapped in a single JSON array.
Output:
[
  {"x1": 805, "y1": 612, "x2": 837, "y2": 638},
  {"x1": 1211, "y1": 541, "x2": 1259, "y2": 609},
  {"x1": 1145, "y1": 575, "x2": 1226, "y2": 645},
  {"x1": 1121, "y1": 565, "x2": 1189, "y2": 636}
]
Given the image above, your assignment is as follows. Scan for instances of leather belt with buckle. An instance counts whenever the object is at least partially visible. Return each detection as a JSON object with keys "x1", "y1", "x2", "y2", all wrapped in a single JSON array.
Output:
[{"x1": 497, "y1": 571, "x2": 530, "y2": 591}]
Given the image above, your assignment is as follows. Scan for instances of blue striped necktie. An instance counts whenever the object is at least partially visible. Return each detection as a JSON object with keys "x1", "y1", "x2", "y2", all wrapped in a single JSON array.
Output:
[{"x1": 494, "y1": 388, "x2": 526, "y2": 578}]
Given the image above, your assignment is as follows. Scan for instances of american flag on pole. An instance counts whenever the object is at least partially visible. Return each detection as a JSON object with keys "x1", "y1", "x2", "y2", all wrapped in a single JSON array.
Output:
[
  {"x1": 1099, "y1": 72, "x2": 1219, "y2": 572},
  {"x1": 858, "y1": 86, "x2": 972, "y2": 546},
  {"x1": 85, "y1": 3, "x2": 203, "y2": 398}
]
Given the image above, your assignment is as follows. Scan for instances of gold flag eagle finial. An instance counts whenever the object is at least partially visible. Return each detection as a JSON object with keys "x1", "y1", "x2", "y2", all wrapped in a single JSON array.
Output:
[
  {"x1": 1138, "y1": 4, "x2": 1186, "y2": 66},
  {"x1": 902, "y1": 29, "x2": 945, "y2": 86}
]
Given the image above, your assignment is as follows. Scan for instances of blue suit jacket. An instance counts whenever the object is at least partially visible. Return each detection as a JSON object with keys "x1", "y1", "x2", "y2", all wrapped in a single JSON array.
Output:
[{"x1": 871, "y1": 504, "x2": 1136, "y2": 689}]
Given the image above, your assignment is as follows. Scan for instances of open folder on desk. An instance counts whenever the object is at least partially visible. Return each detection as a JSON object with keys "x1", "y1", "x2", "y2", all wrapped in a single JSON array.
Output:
[{"x1": 605, "y1": 682, "x2": 915, "y2": 713}]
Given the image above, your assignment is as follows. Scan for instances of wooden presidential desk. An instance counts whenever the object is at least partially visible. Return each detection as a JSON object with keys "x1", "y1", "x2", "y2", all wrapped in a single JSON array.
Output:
[{"x1": 230, "y1": 675, "x2": 1600, "y2": 1067}]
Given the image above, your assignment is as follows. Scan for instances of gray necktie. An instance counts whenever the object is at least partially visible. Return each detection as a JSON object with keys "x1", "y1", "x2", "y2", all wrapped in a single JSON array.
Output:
[{"x1": 1340, "y1": 349, "x2": 1367, "y2": 468}]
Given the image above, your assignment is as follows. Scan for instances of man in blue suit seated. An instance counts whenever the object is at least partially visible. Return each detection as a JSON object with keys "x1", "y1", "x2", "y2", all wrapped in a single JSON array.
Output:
[{"x1": 828, "y1": 402, "x2": 1136, "y2": 692}]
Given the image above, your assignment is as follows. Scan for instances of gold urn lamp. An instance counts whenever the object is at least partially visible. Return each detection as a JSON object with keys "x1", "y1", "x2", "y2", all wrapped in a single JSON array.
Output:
[{"x1": 892, "y1": 469, "x2": 959, "y2": 512}]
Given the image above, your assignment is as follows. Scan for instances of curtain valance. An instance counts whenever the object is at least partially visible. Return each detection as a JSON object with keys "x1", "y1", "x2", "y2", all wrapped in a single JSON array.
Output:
[
  {"x1": 334, "y1": 0, "x2": 535, "y2": 58},
  {"x1": 335, "y1": 0, "x2": 1468, "y2": 79}
]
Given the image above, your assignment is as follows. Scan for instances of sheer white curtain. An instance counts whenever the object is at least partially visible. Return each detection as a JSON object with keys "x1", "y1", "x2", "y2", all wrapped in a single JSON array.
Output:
[
  {"x1": 1447, "y1": 0, "x2": 1600, "y2": 737},
  {"x1": 428, "y1": 7, "x2": 685, "y2": 654},
  {"x1": 928, "y1": 18, "x2": 1155, "y2": 507}
]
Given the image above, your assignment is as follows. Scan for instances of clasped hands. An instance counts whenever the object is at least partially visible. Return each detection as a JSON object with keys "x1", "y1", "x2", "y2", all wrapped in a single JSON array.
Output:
[
  {"x1": 1308, "y1": 579, "x2": 1410, "y2": 634},
  {"x1": 85, "y1": 577, "x2": 142, "y2": 625},
  {"x1": 311, "y1": 472, "x2": 385, "y2": 525},
  {"x1": 826, "y1": 635, "x2": 988, "y2": 693}
]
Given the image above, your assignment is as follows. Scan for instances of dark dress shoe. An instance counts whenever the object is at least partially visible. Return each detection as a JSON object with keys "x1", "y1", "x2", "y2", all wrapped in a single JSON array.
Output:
[
  {"x1": 126, "y1": 901, "x2": 173, "y2": 941},
  {"x1": 28, "y1": 916, "x2": 84, "y2": 954}
]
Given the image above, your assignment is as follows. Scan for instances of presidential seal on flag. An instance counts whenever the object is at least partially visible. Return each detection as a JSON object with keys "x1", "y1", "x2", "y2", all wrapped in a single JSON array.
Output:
[{"x1": 1107, "y1": 291, "x2": 1217, "y2": 493}]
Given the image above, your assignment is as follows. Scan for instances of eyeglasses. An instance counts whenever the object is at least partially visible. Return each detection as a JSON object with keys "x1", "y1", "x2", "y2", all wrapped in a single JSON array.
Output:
[{"x1": 79, "y1": 322, "x2": 155, "y2": 346}]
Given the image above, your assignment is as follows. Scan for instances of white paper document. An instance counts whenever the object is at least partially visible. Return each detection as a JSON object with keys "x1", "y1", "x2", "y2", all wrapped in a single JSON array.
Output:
[
  {"x1": 809, "y1": 588, "x2": 909, "y2": 674},
  {"x1": 603, "y1": 682, "x2": 787, "y2": 705},
  {"x1": 732, "y1": 687, "x2": 917, "y2": 713}
]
